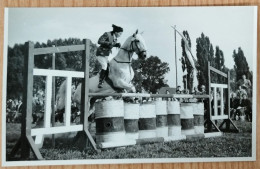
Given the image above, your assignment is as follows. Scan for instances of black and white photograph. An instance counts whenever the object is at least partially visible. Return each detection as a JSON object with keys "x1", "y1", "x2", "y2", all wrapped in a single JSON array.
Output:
[{"x1": 2, "y1": 6, "x2": 257, "y2": 166}]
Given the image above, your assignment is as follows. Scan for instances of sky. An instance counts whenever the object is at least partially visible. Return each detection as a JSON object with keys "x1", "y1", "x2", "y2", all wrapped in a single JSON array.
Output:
[{"x1": 7, "y1": 7, "x2": 257, "y2": 88}]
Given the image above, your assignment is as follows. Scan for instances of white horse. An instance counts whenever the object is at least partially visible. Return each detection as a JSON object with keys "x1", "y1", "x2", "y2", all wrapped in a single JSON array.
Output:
[{"x1": 56, "y1": 30, "x2": 147, "y2": 112}]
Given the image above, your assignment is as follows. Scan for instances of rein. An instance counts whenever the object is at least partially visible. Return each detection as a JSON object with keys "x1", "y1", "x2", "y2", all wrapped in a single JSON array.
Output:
[
  {"x1": 113, "y1": 40, "x2": 145, "y2": 79},
  {"x1": 116, "y1": 40, "x2": 146, "y2": 64}
]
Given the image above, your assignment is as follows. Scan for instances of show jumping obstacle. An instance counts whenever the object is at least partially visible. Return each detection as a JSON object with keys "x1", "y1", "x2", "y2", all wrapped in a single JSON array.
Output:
[
  {"x1": 10, "y1": 39, "x2": 238, "y2": 160},
  {"x1": 180, "y1": 103, "x2": 195, "y2": 135},
  {"x1": 155, "y1": 100, "x2": 168, "y2": 138},
  {"x1": 9, "y1": 39, "x2": 96, "y2": 160},
  {"x1": 138, "y1": 102, "x2": 157, "y2": 139},
  {"x1": 95, "y1": 100, "x2": 136, "y2": 148},
  {"x1": 193, "y1": 103, "x2": 204, "y2": 134},
  {"x1": 124, "y1": 103, "x2": 140, "y2": 139},
  {"x1": 167, "y1": 100, "x2": 183, "y2": 140}
]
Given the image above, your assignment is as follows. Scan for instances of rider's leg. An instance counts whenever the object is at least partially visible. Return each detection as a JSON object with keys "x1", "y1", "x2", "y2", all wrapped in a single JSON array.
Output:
[
  {"x1": 98, "y1": 69, "x2": 106, "y2": 88},
  {"x1": 97, "y1": 56, "x2": 108, "y2": 88}
]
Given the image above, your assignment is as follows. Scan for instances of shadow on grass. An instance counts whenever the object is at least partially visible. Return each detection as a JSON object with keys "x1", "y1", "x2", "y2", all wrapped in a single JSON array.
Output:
[{"x1": 6, "y1": 120, "x2": 253, "y2": 160}]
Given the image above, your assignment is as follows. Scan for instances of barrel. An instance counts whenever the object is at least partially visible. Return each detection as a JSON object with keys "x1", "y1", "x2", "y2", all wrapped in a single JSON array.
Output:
[
  {"x1": 193, "y1": 103, "x2": 204, "y2": 134},
  {"x1": 95, "y1": 100, "x2": 126, "y2": 144},
  {"x1": 139, "y1": 102, "x2": 156, "y2": 139},
  {"x1": 124, "y1": 103, "x2": 139, "y2": 140},
  {"x1": 180, "y1": 103, "x2": 195, "y2": 135},
  {"x1": 155, "y1": 100, "x2": 168, "y2": 138},
  {"x1": 167, "y1": 101, "x2": 181, "y2": 137}
]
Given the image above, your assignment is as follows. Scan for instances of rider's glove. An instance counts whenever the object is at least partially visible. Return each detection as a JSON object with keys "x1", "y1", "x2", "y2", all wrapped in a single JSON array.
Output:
[{"x1": 114, "y1": 43, "x2": 121, "y2": 48}]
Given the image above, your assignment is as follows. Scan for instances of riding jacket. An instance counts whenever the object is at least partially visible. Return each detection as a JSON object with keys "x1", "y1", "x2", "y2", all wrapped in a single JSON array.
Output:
[{"x1": 96, "y1": 32, "x2": 117, "y2": 56}]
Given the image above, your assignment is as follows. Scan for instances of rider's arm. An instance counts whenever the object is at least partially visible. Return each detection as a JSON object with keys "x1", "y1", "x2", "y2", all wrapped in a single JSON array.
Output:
[{"x1": 98, "y1": 33, "x2": 112, "y2": 47}]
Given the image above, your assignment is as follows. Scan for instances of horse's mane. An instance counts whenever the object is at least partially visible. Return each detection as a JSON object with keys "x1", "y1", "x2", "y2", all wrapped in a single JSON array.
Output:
[{"x1": 121, "y1": 36, "x2": 131, "y2": 49}]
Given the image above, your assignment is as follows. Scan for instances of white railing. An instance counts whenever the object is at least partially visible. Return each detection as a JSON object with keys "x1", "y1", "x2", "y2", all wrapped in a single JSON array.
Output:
[
  {"x1": 211, "y1": 83, "x2": 228, "y2": 120},
  {"x1": 32, "y1": 69, "x2": 84, "y2": 147}
]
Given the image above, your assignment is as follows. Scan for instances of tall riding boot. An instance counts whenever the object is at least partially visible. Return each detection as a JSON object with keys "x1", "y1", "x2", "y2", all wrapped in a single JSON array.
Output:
[{"x1": 98, "y1": 69, "x2": 106, "y2": 88}]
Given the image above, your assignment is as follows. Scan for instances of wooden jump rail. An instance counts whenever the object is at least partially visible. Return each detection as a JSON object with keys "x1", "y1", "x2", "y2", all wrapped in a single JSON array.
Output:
[
  {"x1": 205, "y1": 61, "x2": 239, "y2": 133},
  {"x1": 89, "y1": 93, "x2": 210, "y2": 98}
]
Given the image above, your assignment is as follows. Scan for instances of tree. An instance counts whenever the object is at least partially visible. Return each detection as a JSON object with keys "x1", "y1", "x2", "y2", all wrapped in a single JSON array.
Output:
[
  {"x1": 215, "y1": 46, "x2": 224, "y2": 70},
  {"x1": 132, "y1": 56, "x2": 170, "y2": 93},
  {"x1": 233, "y1": 47, "x2": 251, "y2": 83},
  {"x1": 230, "y1": 68, "x2": 236, "y2": 82},
  {"x1": 131, "y1": 59, "x2": 144, "y2": 92},
  {"x1": 196, "y1": 33, "x2": 214, "y2": 91},
  {"x1": 209, "y1": 44, "x2": 215, "y2": 67},
  {"x1": 180, "y1": 30, "x2": 194, "y2": 93},
  {"x1": 7, "y1": 38, "x2": 99, "y2": 99},
  {"x1": 229, "y1": 68, "x2": 237, "y2": 92},
  {"x1": 7, "y1": 45, "x2": 25, "y2": 98},
  {"x1": 214, "y1": 46, "x2": 227, "y2": 83}
]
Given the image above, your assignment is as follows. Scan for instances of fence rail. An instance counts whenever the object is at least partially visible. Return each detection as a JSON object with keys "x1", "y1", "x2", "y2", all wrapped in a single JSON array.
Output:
[
  {"x1": 33, "y1": 69, "x2": 84, "y2": 78},
  {"x1": 33, "y1": 44, "x2": 85, "y2": 55},
  {"x1": 89, "y1": 93, "x2": 210, "y2": 98}
]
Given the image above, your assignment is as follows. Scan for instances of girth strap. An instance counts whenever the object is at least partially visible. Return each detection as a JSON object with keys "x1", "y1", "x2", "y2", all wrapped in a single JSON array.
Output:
[{"x1": 113, "y1": 58, "x2": 131, "y2": 64}]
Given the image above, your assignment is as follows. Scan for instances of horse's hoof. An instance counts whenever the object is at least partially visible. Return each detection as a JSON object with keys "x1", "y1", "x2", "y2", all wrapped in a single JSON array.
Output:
[
  {"x1": 130, "y1": 86, "x2": 136, "y2": 93},
  {"x1": 123, "y1": 97, "x2": 134, "y2": 103}
]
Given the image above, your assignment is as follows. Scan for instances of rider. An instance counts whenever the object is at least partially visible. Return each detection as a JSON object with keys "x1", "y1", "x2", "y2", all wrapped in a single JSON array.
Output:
[{"x1": 96, "y1": 24, "x2": 123, "y2": 88}]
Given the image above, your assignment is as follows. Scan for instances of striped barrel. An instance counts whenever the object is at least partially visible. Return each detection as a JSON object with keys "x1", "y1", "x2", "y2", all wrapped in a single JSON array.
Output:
[
  {"x1": 155, "y1": 100, "x2": 168, "y2": 138},
  {"x1": 193, "y1": 103, "x2": 204, "y2": 134},
  {"x1": 95, "y1": 100, "x2": 126, "y2": 144},
  {"x1": 124, "y1": 103, "x2": 139, "y2": 140},
  {"x1": 167, "y1": 101, "x2": 181, "y2": 137},
  {"x1": 139, "y1": 102, "x2": 156, "y2": 139},
  {"x1": 180, "y1": 103, "x2": 195, "y2": 135}
]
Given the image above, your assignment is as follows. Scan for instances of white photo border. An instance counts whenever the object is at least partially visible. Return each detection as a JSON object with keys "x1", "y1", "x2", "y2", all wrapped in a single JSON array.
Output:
[{"x1": 1, "y1": 6, "x2": 258, "y2": 167}]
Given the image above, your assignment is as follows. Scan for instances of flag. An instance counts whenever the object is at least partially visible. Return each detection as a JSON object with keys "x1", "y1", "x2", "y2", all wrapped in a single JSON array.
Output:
[{"x1": 172, "y1": 26, "x2": 198, "y2": 89}]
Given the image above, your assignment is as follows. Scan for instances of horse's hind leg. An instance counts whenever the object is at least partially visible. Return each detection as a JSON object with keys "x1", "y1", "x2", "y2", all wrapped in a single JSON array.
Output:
[
  {"x1": 89, "y1": 97, "x2": 97, "y2": 110},
  {"x1": 88, "y1": 97, "x2": 97, "y2": 122}
]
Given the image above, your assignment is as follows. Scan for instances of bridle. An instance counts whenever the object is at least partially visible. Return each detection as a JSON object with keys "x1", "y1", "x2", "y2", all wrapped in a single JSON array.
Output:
[
  {"x1": 129, "y1": 39, "x2": 147, "y2": 57},
  {"x1": 114, "y1": 39, "x2": 146, "y2": 64}
]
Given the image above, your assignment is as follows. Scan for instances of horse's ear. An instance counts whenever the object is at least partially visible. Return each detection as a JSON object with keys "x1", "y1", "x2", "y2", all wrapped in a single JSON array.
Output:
[{"x1": 133, "y1": 29, "x2": 139, "y2": 37}]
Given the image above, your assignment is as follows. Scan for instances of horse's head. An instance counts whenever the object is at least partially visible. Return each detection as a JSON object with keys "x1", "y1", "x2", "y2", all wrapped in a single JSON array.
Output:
[{"x1": 130, "y1": 30, "x2": 147, "y2": 60}]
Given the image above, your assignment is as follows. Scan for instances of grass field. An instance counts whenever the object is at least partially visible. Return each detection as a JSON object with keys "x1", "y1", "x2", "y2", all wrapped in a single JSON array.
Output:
[{"x1": 6, "y1": 120, "x2": 252, "y2": 160}]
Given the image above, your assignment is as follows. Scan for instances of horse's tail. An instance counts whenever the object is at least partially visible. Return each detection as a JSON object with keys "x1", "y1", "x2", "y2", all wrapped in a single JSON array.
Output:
[
  {"x1": 56, "y1": 80, "x2": 66, "y2": 111},
  {"x1": 72, "y1": 83, "x2": 82, "y2": 105},
  {"x1": 56, "y1": 80, "x2": 83, "y2": 111}
]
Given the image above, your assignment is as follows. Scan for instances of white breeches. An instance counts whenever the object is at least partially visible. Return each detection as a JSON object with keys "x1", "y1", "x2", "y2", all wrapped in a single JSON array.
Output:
[{"x1": 97, "y1": 56, "x2": 109, "y2": 70}]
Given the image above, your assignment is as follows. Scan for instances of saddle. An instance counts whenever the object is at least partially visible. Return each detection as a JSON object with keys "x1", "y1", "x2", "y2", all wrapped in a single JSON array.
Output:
[{"x1": 104, "y1": 65, "x2": 125, "y2": 93}]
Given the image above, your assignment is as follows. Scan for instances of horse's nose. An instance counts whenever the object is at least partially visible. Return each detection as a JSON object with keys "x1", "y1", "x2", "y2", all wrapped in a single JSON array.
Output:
[
  {"x1": 139, "y1": 51, "x2": 146, "y2": 60},
  {"x1": 143, "y1": 52, "x2": 147, "y2": 58}
]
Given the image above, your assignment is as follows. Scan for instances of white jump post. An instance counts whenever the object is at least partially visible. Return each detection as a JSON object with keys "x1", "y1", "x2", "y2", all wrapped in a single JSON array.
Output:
[
  {"x1": 34, "y1": 74, "x2": 52, "y2": 148},
  {"x1": 211, "y1": 83, "x2": 228, "y2": 120},
  {"x1": 65, "y1": 76, "x2": 72, "y2": 127},
  {"x1": 205, "y1": 61, "x2": 239, "y2": 133},
  {"x1": 9, "y1": 39, "x2": 97, "y2": 160}
]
